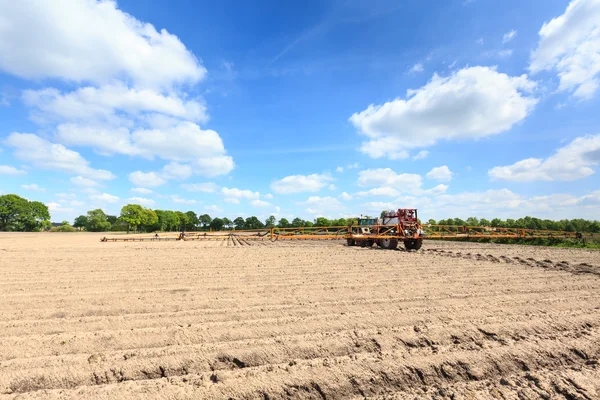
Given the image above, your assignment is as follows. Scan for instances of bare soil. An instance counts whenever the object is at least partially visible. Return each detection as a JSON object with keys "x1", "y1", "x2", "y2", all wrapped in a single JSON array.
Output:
[{"x1": 1, "y1": 233, "x2": 599, "y2": 399}]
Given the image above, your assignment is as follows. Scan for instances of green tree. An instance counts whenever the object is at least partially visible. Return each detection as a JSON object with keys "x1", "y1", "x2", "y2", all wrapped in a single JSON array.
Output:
[
  {"x1": 175, "y1": 211, "x2": 188, "y2": 231},
  {"x1": 245, "y1": 216, "x2": 264, "y2": 229},
  {"x1": 185, "y1": 211, "x2": 198, "y2": 230},
  {"x1": 278, "y1": 218, "x2": 290, "y2": 228},
  {"x1": 106, "y1": 215, "x2": 118, "y2": 225},
  {"x1": 222, "y1": 217, "x2": 232, "y2": 229},
  {"x1": 120, "y1": 204, "x2": 144, "y2": 233},
  {"x1": 291, "y1": 217, "x2": 304, "y2": 228},
  {"x1": 314, "y1": 217, "x2": 331, "y2": 227},
  {"x1": 465, "y1": 217, "x2": 479, "y2": 226},
  {"x1": 427, "y1": 218, "x2": 436, "y2": 225},
  {"x1": 87, "y1": 209, "x2": 111, "y2": 232},
  {"x1": 233, "y1": 217, "x2": 245, "y2": 230},
  {"x1": 0, "y1": 195, "x2": 50, "y2": 231},
  {"x1": 73, "y1": 215, "x2": 89, "y2": 230},
  {"x1": 162, "y1": 211, "x2": 180, "y2": 231},
  {"x1": 479, "y1": 218, "x2": 491, "y2": 227},
  {"x1": 265, "y1": 215, "x2": 277, "y2": 228},
  {"x1": 209, "y1": 217, "x2": 224, "y2": 231},
  {"x1": 141, "y1": 208, "x2": 158, "y2": 232},
  {"x1": 199, "y1": 214, "x2": 212, "y2": 230}
]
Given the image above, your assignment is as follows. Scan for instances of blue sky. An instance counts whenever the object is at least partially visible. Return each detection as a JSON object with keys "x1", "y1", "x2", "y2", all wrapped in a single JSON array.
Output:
[{"x1": 1, "y1": 0, "x2": 600, "y2": 222}]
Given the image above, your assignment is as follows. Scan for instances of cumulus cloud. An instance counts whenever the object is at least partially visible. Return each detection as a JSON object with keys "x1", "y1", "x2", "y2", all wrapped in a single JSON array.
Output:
[
  {"x1": 24, "y1": 84, "x2": 207, "y2": 123},
  {"x1": 21, "y1": 183, "x2": 45, "y2": 192},
  {"x1": 224, "y1": 198, "x2": 240, "y2": 204},
  {"x1": 336, "y1": 166, "x2": 344, "y2": 173},
  {"x1": 70, "y1": 176, "x2": 99, "y2": 187},
  {"x1": 221, "y1": 187, "x2": 260, "y2": 199},
  {"x1": 0, "y1": 0, "x2": 205, "y2": 89},
  {"x1": 350, "y1": 66, "x2": 538, "y2": 159},
  {"x1": 355, "y1": 187, "x2": 401, "y2": 197},
  {"x1": 264, "y1": 193, "x2": 274, "y2": 199},
  {"x1": 529, "y1": 0, "x2": 600, "y2": 99},
  {"x1": 170, "y1": 195, "x2": 197, "y2": 204},
  {"x1": 5, "y1": 133, "x2": 115, "y2": 180},
  {"x1": 357, "y1": 168, "x2": 422, "y2": 189},
  {"x1": 205, "y1": 205, "x2": 222, "y2": 212},
  {"x1": 181, "y1": 182, "x2": 219, "y2": 193},
  {"x1": 0, "y1": 165, "x2": 26, "y2": 175},
  {"x1": 251, "y1": 199, "x2": 271, "y2": 207},
  {"x1": 128, "y1": 197, "x2": 155, "y2": 206},
  {"x1": 426, "y1": 165, "x2": 453, "y2": 182},
  {"x1": 410, "y1": 63, "x2": 424, "y2": 73},
  {"x1": 89, "y1": 192, "x2": 119, "y2": 203},
  {"x1": 489, "y1": 135, "x2": 600, "y2": 181},
  {"x1": 128, "y1": 171, "x2": 167, "y2": 188},
  {"x1": 131, "y1": 187, "x2": 153, "y2": 195},
  {"x1": 302, "y1": 196, "x2": 345, "y2": 215},
  {"x1": 160, "y1": 162, "x2": 192, "y2": 181},
  {"x1": 339, "y1": 192, "x2": 352, "y2": 201},
  {"x1": 271, "y1": 173, "x2": 334, "y2": 194}
]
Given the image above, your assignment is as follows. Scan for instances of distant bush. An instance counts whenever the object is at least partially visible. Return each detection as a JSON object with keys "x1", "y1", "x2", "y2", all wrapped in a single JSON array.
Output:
[{"x1": 50, "y1": 224, "x2": 76, "y2": 232}]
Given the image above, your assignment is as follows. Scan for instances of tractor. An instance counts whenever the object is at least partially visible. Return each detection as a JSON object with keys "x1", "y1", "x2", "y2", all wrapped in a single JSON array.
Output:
[{"x1": 347, "y1": 208, "x2": 423, "y2": 250}]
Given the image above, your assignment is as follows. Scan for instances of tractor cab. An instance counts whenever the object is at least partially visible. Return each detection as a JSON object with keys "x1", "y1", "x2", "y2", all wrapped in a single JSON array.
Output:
[{"x1": 356, "y1": 217, "x2": 378, "y2": 234}]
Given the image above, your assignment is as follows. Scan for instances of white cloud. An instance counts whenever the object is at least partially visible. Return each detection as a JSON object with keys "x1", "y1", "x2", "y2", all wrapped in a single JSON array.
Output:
[
  {"x1": 529, "y1": 0, "x2": 600, "y2": 99},
  {"x1": 181, "y1": 182, "x2": 219, "y2": 193},
  {"x1": 497, "y1": 49, "x2": 513, "y2": 57},
  {"x1": 5, "y1": 133, "x2": 115, "y2": 180},
  {"x1": 412, "y1": 150, "x2": 429, "y2": 160},
  {"x1": 264, "y1": 193, "x2": 274, "y2": 199},
  {"x1": 489, "y1": 135, "x2": 600, "y2": 181},
  {"x1": 205, "y1": 205, "x2": 222, "y2": 212},
  {"x1": 502, "y1": 29, "x2": 517, "y2": 43},
  {"x1": 70, "y1": 176, "x2": 99, "y2": 187},
  {"x1": 170, "y1": 195, "x2": 197, "y2": 204},
  {"x1": 193, "y1": 155, "x2": 235, "y2": 177},
  {"x1": 46, "y1": 202, "x2": 74, "y2": 213},
  {"x1": 336, "y1": 166, "x2": 344, "y2": 173},
  {"x1": 0, "y1": 0, "x2": 205, "y2": 89},
  {"x1": 21, "y1": 183, "x2": 45, "y2": 192},
  {"x1": 128, "y1": 197, "x2": 155, "y2": 206},
  {"x1": 328, "y1": 184, "x2": 337, "y2": 190},
  {"x1": 426, "y1": 165, "x2": 453, "y2": 182},
  {"x1": 224, "y1": 198, "x2": 240, "y2": 204},
  {"x1": 0, "y1": 165, "x2": 26, "y2": 175},
  {"x1": 302, "y1": 196, "x2": 344, "y2": 215},
  {"x1": 350, "y1": 66, "x2": 538, "y2": 159},
  {"x1": 160, "y1": 162, "x2": 192, "y2": 181},
  {"x1": 24, "y1": 84, "x2": 207, "y2": 123},
  {"x1": 128, "y1": 171, "x2": 167, "y2": 188},
  {"x1": 410, "y1": 63, "x2": 424, "y2": 73},
  {"x1": 424, "y1": 184, "x2": 449, "y2": 195},
  {"x1": 362, "y1": 201, "x2": 396, "y2": 212},
  {"x1": 89, "y1": 192, "x2": 119, "y2": 203},
  {"x1": 271, "y1": 173, "x2": 334, "y2": 194},
  {"x1": 355, "y1": 187, "x2": 400, "y2": 197},
  {"x1": 347, "y1": 163, "x2": 360, "y2": 169},
  {"x1": 357, "y1": 168, "x2": 422, "y2": 191},
  {"x1": 131, "y1": 187, "x2": 153, "y2": 195},
  {"x1": 339, "y1": 192, "x2": 352, "y2": 201},
  {"x1": 251, "y1": 199, "x2": 271, "y2": 207},
  {"x1": 221, "y1": 187, "x2": 260, "y2": 199}
]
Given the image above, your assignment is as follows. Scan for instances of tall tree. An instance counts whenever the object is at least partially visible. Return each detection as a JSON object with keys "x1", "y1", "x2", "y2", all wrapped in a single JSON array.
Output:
[
  {"x1": 278, "y1": 218, "x2": 290, "y2": 228},
  {"x1": 291, "y1": 217, "x2": 304, "y2": 228},
  {"x1": 0, "y1": 195, "x2": 50, "y2": 231},
  {"x1": 87, "y1": 209, "x2": 111, "y2": 232},
  {"x1": 120, "y1": 204, "x2": 145, "y2": 233},
  {"x1": 265, "y1": 215, "x2": 277, "y2": 228},
  {"x1": 222, "y1": 217, "x2": 232, "y2": 229},
  {"x1": 245, "y1": 216, "x2": 264, "y2": 229},
  {"x1": 199, "y1": 214, "x2": 212, "y2": 229},
  {"x1": 185, "y1": 211, "x2": 198, "y2": 230},
  {"x1": 73, "y1": 215, "x2": 89, "y2": 230},
  {"x1": 209, "y1": 217, "x2": 224, "y2": 231},
  {"x1": 233, "y1": 217, "x2": 245, "y2": 230}
]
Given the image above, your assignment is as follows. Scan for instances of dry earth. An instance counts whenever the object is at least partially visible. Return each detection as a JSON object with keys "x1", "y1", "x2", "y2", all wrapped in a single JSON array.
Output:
[{"x1": 0, "y1": 232, "x2": 599, "y2": 399}]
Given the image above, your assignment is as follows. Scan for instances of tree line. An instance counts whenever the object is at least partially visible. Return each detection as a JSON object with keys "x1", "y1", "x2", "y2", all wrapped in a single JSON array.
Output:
[{"x1": 2, "y1": 194, "x2": 599, "y2": 234}]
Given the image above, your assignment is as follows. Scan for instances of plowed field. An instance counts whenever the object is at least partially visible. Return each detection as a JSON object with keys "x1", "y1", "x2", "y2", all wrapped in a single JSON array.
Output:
[{"x1": 1, "y1": 233, "x2": 599, "y2": 399}]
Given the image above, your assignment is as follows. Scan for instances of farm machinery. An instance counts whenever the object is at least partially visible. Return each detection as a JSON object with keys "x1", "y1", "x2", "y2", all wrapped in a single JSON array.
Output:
[{"x1": 347, "y1": 208, "x2": 423, "y2": 250}]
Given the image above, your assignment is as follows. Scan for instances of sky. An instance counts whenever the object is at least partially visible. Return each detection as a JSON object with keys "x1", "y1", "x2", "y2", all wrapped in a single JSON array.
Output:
[{"x1": 1, "y1": 0, "x2": 600, "y2": 223}]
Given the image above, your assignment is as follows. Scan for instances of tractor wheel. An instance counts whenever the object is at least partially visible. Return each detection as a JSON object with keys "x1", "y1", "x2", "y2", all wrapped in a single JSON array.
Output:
[
  {"x1": 380, "y1": 238, "x2": 398, "y2": 250},
  {"x1": 366, "y1": 239, "x2": 375, "y2": 247},
  {"x1": 404, "y1": 239, "x2": 423, "y2": 251},
  {"x1": 347, "y1": 238, "x2": 355, "y2": 246}
]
